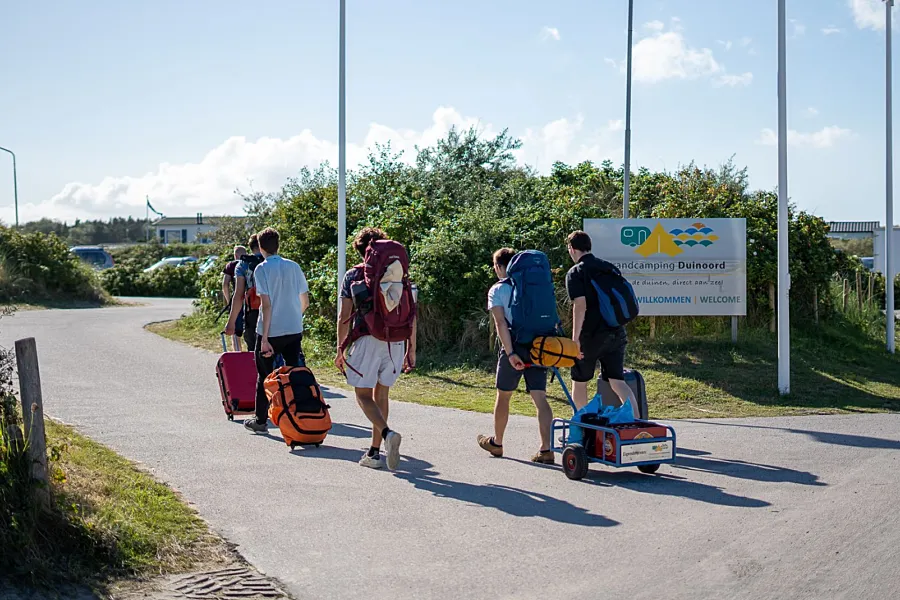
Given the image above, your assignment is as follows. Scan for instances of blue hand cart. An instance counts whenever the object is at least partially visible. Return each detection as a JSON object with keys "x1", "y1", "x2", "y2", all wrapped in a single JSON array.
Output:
[{"x1": 547, "y1": 367, "x2": 676, "y2": 481}]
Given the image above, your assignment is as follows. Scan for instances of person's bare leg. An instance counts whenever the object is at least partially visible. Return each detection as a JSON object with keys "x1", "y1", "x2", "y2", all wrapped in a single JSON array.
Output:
[
  {"x1": 609, "y1": 379, "x2": 639, "y2": 417},
  {"x1": 371, "y1": 383, "x2": 390, "y2": 448},
  {"x1": 493, "y1": 390, "x2": 513, "y2": 445},
  {"x1": 529, "y1": 390, "x2": 553, "y2": 451},
  {"x1": 355, "y1": 388, "x2": 388, "y2": 437},
  {"x1": 572, "y1": 380, "x2": 590, "y2": 410}
]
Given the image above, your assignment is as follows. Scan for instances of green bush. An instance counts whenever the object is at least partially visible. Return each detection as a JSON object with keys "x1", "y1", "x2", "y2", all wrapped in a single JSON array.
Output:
[
  {"x1": 100, "y1": 263, "x2": 199, "y2": 298},
  {"x1": 190, "y1": 127, "x2": 852, "y2": 352},
  {"x1": 0, "y1": 227, "x2": 105, "y2": 303}
]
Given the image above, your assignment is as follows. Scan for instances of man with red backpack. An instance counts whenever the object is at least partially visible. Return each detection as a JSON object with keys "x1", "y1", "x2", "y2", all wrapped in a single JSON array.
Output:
[
  {"x1": 225, "y1": 234, "x2": 264, "y2": 351},
  {"x1": 335, "y1": 227, "x2": 416, "y2": 470}
]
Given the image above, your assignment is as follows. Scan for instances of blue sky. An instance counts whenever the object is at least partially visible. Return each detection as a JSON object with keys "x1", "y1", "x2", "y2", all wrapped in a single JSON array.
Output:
[{"x1": 0, "y1": 0, "x2": 895, "y2": 224}]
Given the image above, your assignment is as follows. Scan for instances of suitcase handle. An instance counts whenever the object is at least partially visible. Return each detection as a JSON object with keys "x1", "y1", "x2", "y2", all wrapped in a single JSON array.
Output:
[{"x1": 220, "y1": 332, "x2": 228, "y2": 353}]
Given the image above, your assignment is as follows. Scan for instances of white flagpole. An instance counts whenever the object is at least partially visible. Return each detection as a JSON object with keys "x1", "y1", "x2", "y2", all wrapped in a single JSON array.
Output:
[
  {"x1": 886, "y1": 0, "x2": 896, "y2": 353},
  {"x1": 337, "y1": 0, "x2": 347, "y2": 329},
  {"x1": 623, "y1": 0, "x2": 634, "y2": 218},
  {"x1": 777, "y1": 0, "x2": 791, "y2": 393}
]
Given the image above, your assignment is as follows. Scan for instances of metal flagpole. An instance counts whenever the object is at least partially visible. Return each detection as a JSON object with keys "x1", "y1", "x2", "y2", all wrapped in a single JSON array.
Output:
[
  {"x1": 777, "y1": 0, "x2": 791, "y2": 393},
  {"x1": 623, "y1": 0, "x2": 634, "y2": 218},
  {"x1": 887, "y1": 0, "x2": 896, "y2": 353},
  {"x1": 337, "y1": 0, "x2": 347, "y2": 328}
]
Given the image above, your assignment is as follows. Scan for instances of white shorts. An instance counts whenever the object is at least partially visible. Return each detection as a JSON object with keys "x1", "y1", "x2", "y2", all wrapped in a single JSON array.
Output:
[{"x1": 344, "y1": 335, "x2": 406, "y2": 389}]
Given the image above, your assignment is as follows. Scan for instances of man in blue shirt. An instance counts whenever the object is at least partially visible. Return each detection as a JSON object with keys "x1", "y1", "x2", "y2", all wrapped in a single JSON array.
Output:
[
  {"x1": 476, "y1": 248, "x2": 554, "y2": 464},
  {"x1": 243, "y1": 227, "x2": 310, "y2": 433}
]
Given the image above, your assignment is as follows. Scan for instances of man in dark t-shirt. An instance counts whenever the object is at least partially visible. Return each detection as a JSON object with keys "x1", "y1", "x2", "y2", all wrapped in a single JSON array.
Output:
[
  {"x1": 221, "y1": 245, "x2": 246, "y2": 351},
  {"x1": 565, "y1": 230, "x2": 637, "y2": 413}
]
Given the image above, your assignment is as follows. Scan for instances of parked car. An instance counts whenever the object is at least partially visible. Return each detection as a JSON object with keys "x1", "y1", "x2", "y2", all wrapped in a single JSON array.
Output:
[
  {"x1": 197, "y1": 255, "x2": 219, "y2": 275},
  {"x1": 143, "y1": 256, "x2": 198, "y2": 273},
  {"x1": 70, "y1": 246, "x2": 114, "y2": 270},
  {"x1": 861, "y1": 257, "x2": 874, "y2": 271}
]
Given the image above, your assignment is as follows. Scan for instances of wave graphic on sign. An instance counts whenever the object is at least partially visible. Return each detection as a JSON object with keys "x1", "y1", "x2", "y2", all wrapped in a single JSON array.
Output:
[{"x1": 669, "y1": 222, "x2": 719, "y2": 248}]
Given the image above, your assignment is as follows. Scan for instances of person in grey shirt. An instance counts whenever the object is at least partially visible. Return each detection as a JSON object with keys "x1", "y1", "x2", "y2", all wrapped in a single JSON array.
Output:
[{"x1": 244, "y1": 227, "x2": 310, "y2": 433}]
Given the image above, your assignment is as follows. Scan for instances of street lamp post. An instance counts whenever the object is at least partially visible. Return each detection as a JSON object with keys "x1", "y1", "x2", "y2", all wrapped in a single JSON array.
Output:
[
  {"x1": 0, "y1": 146, "x2": 18, "y2": 228},
  {"x1": 776, "y1": 0, "x2": 790, "y2": 394},
  {"x1": 623, "y1": 0, "x2": 634, "y2": 218},
  {"x1": 886, "y1": 0, "x2": 896, "y2": 354},
  {"x1": 337, "y1": 0, "x2": 347, "y2": 329}
]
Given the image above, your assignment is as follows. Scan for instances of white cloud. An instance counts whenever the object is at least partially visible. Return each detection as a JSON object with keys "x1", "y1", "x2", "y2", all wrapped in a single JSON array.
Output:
[
  {"x1": 644, "y1": 20, "x2": 665, "y2": 32},
  {"x1": 805, "y1": 106, "x2": 820, "y2": 117},
  {"x1": 540, "y1": 26, "x2": 561, "y2": 41},
  {"x1": 27, "y1": 107, "x2": 621, "y2": 222},
  {"x1": 629, "y1": 28, "x2": 721, "y2": 83},
  {"x1": 821, "y1": 26, "x2": 843, "y2": 35},
  {"x1": 607, "y1": 119, "x2": 625, "y2": 131},
  {"x1": 739, "y1": 37, "x2": 753, "y2": 47},
  {"x1": 757, "y1": 126, "x2": 853, "y2": 148},
  {"x1": 790, "y1": 19, "x2": 807, "y2": 37},
  {"x1": 714, "y1": 72, "x2": 753, "y2": 87},
  {"x1": 849, "y1": 0, "x2": 890, "y2": 31},
  {"x1": 717, "y1": 40, "x2": 733, "y2": 51}
]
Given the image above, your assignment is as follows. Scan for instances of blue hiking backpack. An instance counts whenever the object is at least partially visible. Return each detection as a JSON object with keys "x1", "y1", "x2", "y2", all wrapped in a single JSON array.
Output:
[
  {"x1": 506, "y1": 250, "x2": 561, "y2": 344},
  {"x1": 589, "y1": 265, "x2": 639, "y2": 328}
]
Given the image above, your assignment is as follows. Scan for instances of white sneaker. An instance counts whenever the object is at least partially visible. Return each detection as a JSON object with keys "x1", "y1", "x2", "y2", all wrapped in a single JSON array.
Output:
[
  {"x1": 359, "y1": 453, "x2": 385, "y2": 469},
  {"x1": 383, "y1": 431, "x2": 402, "y2": 470}
]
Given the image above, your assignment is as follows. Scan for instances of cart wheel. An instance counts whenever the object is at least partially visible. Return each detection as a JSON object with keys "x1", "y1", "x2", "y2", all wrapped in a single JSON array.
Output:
[
  {"x1": 562, "y1": 444, "x2": 589, "y2": 481},
  {"x1": 638, "y1": 464, "x2": 660, "y2": 474},
  {"x1": 227, "y1": 414, "x2": 234, "y2": 421}
]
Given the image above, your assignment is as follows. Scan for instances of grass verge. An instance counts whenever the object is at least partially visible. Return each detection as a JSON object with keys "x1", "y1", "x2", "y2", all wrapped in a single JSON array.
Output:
[
  {"x1": 148, "y1": 312, "x2": 900, "y2": 420},
  {"x1": 1, "y1": 419, "x2": 227, "y2": 595}
]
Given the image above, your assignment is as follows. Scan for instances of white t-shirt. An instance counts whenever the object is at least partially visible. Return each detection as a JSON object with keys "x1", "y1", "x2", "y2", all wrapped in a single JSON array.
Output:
[
  {"x1": 487, "y1": 280, "x2": 513, "y2": 325},
  {"x1": 254, "y1": 255, "x2": 309, "y2": 338}
]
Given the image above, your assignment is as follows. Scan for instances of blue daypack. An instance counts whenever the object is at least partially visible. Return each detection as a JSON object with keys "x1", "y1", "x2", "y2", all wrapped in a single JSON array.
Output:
[
  {"x1": 506, "y1": 250, "x2": 561, "y2": 344},
  {"x1": 589, "y1": 266, "x2": 639, "y2": 329}
]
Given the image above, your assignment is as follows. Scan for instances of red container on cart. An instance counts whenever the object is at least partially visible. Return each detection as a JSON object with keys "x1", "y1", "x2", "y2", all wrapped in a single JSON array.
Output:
[{"x1": 596, "y1": 422, "x2": 669, "y2": 462}]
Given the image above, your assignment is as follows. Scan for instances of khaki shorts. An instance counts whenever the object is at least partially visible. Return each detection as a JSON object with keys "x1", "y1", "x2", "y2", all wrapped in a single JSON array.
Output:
[{"x1": 344, "y1": 335, "x2": 405, "y2": 389}]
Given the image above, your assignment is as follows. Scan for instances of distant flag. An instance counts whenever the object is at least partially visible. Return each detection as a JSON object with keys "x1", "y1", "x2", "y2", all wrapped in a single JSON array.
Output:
[{"x1": 146, "y1": 196, "x2": 164, "y2": 218}]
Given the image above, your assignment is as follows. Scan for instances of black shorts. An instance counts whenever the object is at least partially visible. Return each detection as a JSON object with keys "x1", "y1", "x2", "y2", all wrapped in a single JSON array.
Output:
[
  {"x1": 571, "y1": 328, "x2": 627, "y2": 383},
  {"x1": 496, "y1": 343, "x2": 547, "y2": 392}
]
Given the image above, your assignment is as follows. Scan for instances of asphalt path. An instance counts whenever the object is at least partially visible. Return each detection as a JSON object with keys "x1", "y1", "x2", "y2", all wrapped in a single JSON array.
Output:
[{"x1": 2, "y1": 299, "x2": 898, "y2": 600}]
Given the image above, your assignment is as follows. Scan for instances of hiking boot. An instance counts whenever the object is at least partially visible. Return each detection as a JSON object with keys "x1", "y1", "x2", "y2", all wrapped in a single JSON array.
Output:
[
  {"x1": 359, "y1": 453, "x2": 386, "y2": 469},
  {"x1": 383, "y1": 431, "x2": 402, "y2": 470},
  {"x1": 243, "y1": 417, "x2": 268, "y2": 433},
  {"x1": 531, "y1": 449, "x2": 555, "y2": 464},
  {"x1": 477, "y1": 434, "x2": 503, "y2": 458}
]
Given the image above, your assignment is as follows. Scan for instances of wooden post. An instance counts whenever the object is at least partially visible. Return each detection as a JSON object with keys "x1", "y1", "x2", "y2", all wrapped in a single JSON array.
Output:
[
  {"x1": 15, "y1": 338, "x2": 50, "y2": 511},
  {"x1": 843, "y1": 279, "x2": 849, "y2": 311},
  {"x1": 649, "y1": 316, "x2": 656, "y2": 340},
  {"x1": 731, "y1": 316, "x2": 738, "y2": 343},
  {"x1": 869, "y1": 273, "x2": 874, "y2": 307},
  {"x1": 856, "y1": 271, "x2": 863, "y2": 312},
  {"x1": 769, "y1": 282, "x2": 776, "y2": 333},
  {"x1": 813, "y1": 287, "x2": 819, "y2": 325}
]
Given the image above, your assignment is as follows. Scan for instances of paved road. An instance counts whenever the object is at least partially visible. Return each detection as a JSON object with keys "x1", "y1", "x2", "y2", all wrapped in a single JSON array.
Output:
[{"x1": 3, "y1": 299, "x2": 898, "y2": 600}]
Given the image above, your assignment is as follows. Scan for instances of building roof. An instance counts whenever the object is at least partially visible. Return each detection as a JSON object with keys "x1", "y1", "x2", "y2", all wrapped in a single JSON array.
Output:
[
  {"x1": 827, "y1": 221, "x2": 880, "y2": 234},
  {"x1": 153, "y1": 216, "x2": 238, "y2": 227}
]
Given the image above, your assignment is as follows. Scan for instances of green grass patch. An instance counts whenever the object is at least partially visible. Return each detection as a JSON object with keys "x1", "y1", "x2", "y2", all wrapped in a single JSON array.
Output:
[
  {"x1": 148, "y1": 311, "x2": 900, "y2": 420},
  {"x1": 1, "y1": 419, "x2": 226, "y2": 593}
]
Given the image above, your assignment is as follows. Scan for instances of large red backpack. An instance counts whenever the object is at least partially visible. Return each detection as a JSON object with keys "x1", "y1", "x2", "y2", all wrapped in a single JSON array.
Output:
[{"x1": 341, "y1": 239, "x2": 417, "y2": 351}]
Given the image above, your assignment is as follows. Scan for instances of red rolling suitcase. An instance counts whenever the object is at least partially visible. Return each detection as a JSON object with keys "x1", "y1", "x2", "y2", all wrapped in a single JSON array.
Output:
[{"x1": 215, "y1": 334, "x2": 257, "y2": 420}]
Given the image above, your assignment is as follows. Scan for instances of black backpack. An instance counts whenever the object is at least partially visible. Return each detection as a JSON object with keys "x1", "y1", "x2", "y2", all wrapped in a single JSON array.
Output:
[{"x1": 588, "y1": 264, "x2": 639, "y2": 328}]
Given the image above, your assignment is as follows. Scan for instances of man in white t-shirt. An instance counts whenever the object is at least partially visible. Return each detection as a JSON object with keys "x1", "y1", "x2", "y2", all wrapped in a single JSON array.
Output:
[
  {"x1": 476, "y1": 248, "x2": 554, "y2": 463},
  {"x1": 243, "y1": 227, "x2": 310, "y2": 433}
]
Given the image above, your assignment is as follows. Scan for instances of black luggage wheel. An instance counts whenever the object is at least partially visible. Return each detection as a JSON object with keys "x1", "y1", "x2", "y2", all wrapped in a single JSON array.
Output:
[
  {"x1": 289, "y1": 442, "x2": 322, "y2": 449},
  {"x1": 638, "y1": 464, "x2": 660, "y2": 474},
  {"x1": 562, "y1": 444, "x2": 589, "y2": 481},
  {"x1": 227, "y1": 414, "x2": 234, "y2": 421}
]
